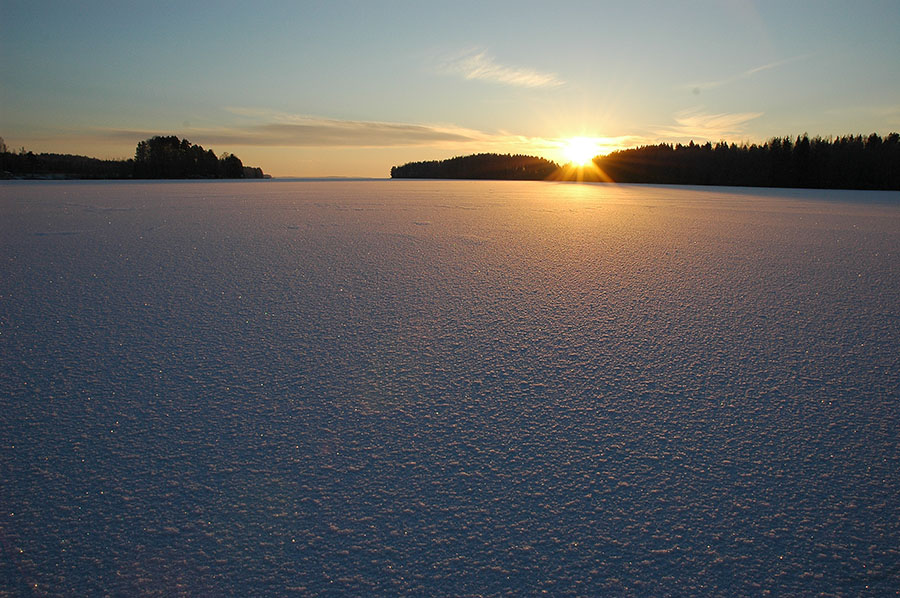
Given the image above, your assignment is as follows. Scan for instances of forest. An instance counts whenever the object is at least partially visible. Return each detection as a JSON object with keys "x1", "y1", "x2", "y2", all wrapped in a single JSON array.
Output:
[
  {"x1": 594, "y1": 133, "x2": 899, "y2": 190},
  {"x1": 390, "y1": 153, "x2": 559, "y2": 180},
  {"x1": 0, "y1": 135, "x2": 265, "y2": 179},
  {"x1": 391, "y1": 133, "x2": 899, "y2": 190}
]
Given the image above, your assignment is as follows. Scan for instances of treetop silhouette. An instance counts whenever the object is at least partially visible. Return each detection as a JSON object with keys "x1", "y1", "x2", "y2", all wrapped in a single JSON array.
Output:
[{"x1": 391, "y1": 133, "x2": 899, "y2": 190}]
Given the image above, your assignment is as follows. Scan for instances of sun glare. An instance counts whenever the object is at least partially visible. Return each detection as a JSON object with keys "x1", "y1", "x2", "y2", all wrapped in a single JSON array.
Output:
[{"x1": 562, "y1": 137, "x2": 600, "y2": 166}]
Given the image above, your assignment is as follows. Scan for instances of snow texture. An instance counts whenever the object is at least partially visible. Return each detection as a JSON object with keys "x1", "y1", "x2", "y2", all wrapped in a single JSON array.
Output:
[{"x1": 1, "y1": 180, "x2": 899, "y2": 596}]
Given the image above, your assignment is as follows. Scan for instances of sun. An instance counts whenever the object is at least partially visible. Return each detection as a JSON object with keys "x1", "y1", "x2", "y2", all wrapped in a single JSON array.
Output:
[{"x1": 562, "y1": 137, "x2": 600, "y2": 166}]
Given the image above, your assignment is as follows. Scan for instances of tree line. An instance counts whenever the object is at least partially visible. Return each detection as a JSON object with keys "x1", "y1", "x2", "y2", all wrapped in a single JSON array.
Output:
[
  {"x1": 390, "y1": 133, "x2": 899, "y2": 190},
  {"x1": 0, "y1": 135, "x2": 265, "y2": 179},
  {"x1": 391, "y1": 153, "x2": 559, "y2": 180},
  {"x1": 593, "y1": 133, "x2": 899, "y2": 190}
]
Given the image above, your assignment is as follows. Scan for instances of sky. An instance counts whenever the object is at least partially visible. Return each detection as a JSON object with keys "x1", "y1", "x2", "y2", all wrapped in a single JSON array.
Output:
[{"x1": 2, "y1": 0, "x2": 899, "y2": 177}]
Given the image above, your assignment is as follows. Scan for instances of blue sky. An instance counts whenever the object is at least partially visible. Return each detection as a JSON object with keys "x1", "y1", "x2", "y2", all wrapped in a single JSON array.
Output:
[{"x1": 2, "y1": 0, "x2": 899, "y2": 176}]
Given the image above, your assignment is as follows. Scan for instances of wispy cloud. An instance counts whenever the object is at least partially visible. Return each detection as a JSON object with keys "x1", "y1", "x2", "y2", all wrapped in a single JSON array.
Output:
[
  {"x1": 91, "y1": 109, "x2": 641, "y2": 161},
  {"x1": 686, "y1": 54, "x2": 811, "y2": 92},
  {"x1": 655, "y1": 109, "x2": 763, "y2": 140},
  {"x1": 442, "y1": 49, "x2": 564, "y2": 88},
  {"x1": 98, "y1": 113, "x2": 488, "y2": 148}
]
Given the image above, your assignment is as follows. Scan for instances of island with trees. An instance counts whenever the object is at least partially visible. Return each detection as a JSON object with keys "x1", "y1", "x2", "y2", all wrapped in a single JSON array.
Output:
[
  {"x1": 390, "y1": 153, "x2": 559, "y2": 180},
  {"x1": 391, "y1": 133, "x2": 899, "y2": 190},
  {"x1": 0, "y1": 135, "x2": 266, "y2": 180}
]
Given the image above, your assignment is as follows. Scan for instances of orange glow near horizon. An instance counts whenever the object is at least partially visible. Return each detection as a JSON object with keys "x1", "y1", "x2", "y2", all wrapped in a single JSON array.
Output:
[
  {"x1": 547, "y1": 136, "x2": 614, "y2": 182},
  {"x1": 548, "y1": 161, "x2": 614, "y2": 184},
  {"x1": 562, "y1": 137, "x2": 601, "y2": 166}
]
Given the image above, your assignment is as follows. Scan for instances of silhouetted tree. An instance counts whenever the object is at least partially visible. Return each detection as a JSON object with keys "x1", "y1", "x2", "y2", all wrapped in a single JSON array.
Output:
[
  {"x1": 220, "y1": 153, "x2": 244, "y2": 178},
  {"x1": 391, "y1": 153, "x2": 559, "y2": 180},
  {"x1": 1, "y1": 135, "x2": 265, "y2": 179},
  {"x1": 390, "y1": 135, "x2": 899, "y2": 189},
  {"x1": 131, "y1": 135, "x2": 261, "y2": 179},
  {"x1": 591, "y1": 133, "x2": 898, "y2": 190}
]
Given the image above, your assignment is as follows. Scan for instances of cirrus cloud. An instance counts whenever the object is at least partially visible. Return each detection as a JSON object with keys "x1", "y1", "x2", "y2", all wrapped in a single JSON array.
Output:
[
  {"x1": 684, "y1": 54, "x2": 812, "y2": 93},
  {"x1": 654, "y1": 109, "x2": 763, "y2": 141},
  {"x1": 442, "y1": 49, "x2": 564, "y2": 89},
  {"x1": 87, "y1": 108, "x2": 638, "y2": 162},
  {"x1": 97, "y1": 113, "x2": 487, "y2": 148}
]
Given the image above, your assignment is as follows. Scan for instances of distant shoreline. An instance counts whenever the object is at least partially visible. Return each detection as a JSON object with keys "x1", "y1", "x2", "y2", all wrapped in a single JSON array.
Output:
[
  {"x1": 1, "y1": 135, "x2": 266, "y2": 180},
  {"x1": 392, "y1": 134, "x2": 900, "y2": 191}
]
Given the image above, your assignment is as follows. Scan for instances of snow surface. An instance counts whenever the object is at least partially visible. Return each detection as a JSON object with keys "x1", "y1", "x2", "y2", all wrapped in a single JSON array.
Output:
[{"x1": 1, "y1": 180, "x2": 899, "y2": 596}]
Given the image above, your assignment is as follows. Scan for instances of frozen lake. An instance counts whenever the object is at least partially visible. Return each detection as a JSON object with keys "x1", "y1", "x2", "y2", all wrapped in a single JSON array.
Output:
[{"x1": 2, "y1": 180, "x2": 899, "y2": 596}]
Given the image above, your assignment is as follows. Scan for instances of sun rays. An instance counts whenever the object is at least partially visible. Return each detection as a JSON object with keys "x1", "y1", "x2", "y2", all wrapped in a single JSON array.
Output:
[
  {"x1": 551, "y1": 136, "x2": 614, "y2": 182},
  {"x1": 562, "y1": 137, "x2": 601, "y2": 166}
]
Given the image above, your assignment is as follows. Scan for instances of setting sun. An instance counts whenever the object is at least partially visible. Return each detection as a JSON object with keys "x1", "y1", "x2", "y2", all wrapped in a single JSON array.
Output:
[{"x1": 562, "y1": 137, "x2": 601, "y2": 166}]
